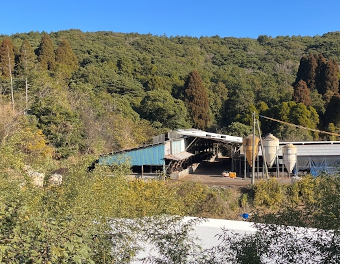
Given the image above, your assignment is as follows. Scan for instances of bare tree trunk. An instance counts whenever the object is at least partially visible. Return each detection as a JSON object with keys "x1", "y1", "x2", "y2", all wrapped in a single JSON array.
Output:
[
  {"x1": 25, "y1": 77, "x2": 28, "y2": 111},
  {"x1": 22, "y1": 48, "x2": 29, "y2": 112},
  {"x1": 7, "y1": 45, "x2": 14, "y2": 112}
]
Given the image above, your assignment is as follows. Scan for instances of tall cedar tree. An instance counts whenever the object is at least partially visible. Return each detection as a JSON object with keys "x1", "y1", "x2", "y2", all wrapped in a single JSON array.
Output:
[
  {"x1": 184, "y1": 70, "x2": 210, "y2": 129},
  {"x1": 0, "y1": 38, "x2": 15, "y2": 78},
  {"x1": 323, "y1": 94, "x2": 340, "y2": 128},
  {"x1": 37, "y1": 33, "x2": 56, "y2": 71},
  {"x1": 295, "y1": 54, "x2": 319, "y2": 91},
  {"x1": 295, "y1": 54, "x2": 339, "y2": 98},
  {"x1": 316, "y1": 54, "x2": 327, "y2": 94},
  {"x1": 306, "y1": 54, "x2": 318, "y2": 90},
  {"x1": 55, "y1": 39, "x2": 79, "y2": 73},
  {"x1": 324, "y1": 59, "x2": 339, "y2": 94},
  {"x1": 292, "y1": 80, "x2": 312, "y2": 106},
  {"x1": 295, "y1": 56, "x2": 308, "y2": 85},
  {"x1": 18, "y1": 39, "x2": 36, "y2": 75},
  {"x1": 19, "y1": 39, "x2": 36, "y2": 109}
]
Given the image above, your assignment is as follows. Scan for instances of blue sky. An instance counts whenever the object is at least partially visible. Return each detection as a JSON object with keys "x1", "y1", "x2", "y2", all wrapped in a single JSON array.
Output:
[{"x1": 2, "y1": 0, "x2": 340, "y2": 39}]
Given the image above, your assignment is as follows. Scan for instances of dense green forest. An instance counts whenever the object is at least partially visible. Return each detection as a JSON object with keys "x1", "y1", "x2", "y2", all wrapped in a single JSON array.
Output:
[{"x1": 1, "y1": 30, "x2": 340, "y2": 161}]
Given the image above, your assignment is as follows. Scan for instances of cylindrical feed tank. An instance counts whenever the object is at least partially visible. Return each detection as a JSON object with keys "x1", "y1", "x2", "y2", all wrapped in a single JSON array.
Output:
[
  {"x1": 263, "y1": 134, "x2": 279, "y2": 168},
  {"x1": 282, "y1": 143, "x2": 297, "y2": 173},
  {"x1": 243, "y1": 135, "x2": 260, "y2": 167}
]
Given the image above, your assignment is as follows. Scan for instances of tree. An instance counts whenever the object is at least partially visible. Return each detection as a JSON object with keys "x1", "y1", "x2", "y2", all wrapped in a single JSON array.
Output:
[
  {"x1": 55, "y1": 39, "x2": 79, "y2": 75},
  {"x1": 209, "y1": 81, "x2": 228, "y2": 125},
  {"x1": 0, "y1": 38, "x2": 15, "y2": 110},
  {"x1": 235, "y1": 104, "x2": 258, "y2": 127},
  {"x1": 0, "y1": 38, "x2": 15, "y2": 78},
  {"x1": 306, "y1": 53, "x2": 318, "y2": 90},
  {"x1": 295, "y1": 54, "x2": 318, "y2": 90},
  {"x1": 270, "y1": 101, "x2": 319, "y2": 141},
  {"x1": 225, "y1": 122, "x2": 252, "y2": 138},
  {"x1": 18, "y1": 39, "x2": 37, "y2": 110},
  {"x1": 295, "y1": 56, "x2": 309, "y2": 86},
  {"x1": 37, "y1": 33, "x2": 56, "y2": 71},
  {"x1": 146, "y1": 75, "x2": 166, "y2": 91},
  {"x1": 310, "y1": 89, "x2": 326, "y2": 115},
  {"x1": 322, "y1": 59, "x2": 340, "y2": 103},
  {"x1": 315, "y1": 54, "x2": 327, "y2": 94},
  {"x1": 292, "y1": 80, "x2": 312, "y2": 106},
  {"x1": 323, "y1": 94, "x2": 340, "y2": 128},
  {"x1": 184, "y1": 71, "x2": 210, "y2": 129},
  {"x1": 140, "y1": 90, "x2": 191, "y2": 129},
  {"x1": 29, "y1": 81, "x2": 85, "y2": 158}
]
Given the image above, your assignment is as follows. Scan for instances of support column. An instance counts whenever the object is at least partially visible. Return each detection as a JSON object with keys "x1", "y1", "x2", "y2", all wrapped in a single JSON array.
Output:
[{"x1": 244, "y1": 147, "x2": 247, "y2": 179}]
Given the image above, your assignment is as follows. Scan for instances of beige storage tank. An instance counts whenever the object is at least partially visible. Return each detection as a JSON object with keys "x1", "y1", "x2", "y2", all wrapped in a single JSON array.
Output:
[
  {"x1": 282, "y1": 143, "x2": 297, "y2": 173},
  {"x1": 263, "y1": 134, "x2": 279, "y2": 168},
  {"x1": 243, "y1": 135, "x2": 260, "y2": 167}
]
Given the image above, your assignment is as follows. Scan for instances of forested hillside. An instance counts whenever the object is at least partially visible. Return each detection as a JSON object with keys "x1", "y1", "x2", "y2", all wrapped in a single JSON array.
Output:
[
  {"x1": 2, "y1": 30, "x2": 340, "y2": 160},
  {"x1": 2, "y1": 30, "x2": 340, "y2": 262}
]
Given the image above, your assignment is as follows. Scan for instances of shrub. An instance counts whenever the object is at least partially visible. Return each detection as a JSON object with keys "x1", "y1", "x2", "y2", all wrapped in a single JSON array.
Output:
[{"x1": 253, "y1": 178, "x2": 287, "y2": 208}]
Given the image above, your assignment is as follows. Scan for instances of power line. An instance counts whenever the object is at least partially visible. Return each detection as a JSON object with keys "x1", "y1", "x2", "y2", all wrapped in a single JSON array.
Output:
[{"x1": 259, "y1": 115, "x2": 340, "y2": 138}]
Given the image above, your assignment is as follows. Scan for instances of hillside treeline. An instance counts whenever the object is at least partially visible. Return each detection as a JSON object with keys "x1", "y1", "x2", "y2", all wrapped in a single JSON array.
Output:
[{"x1": 1, "y1": 30, "x2": 340, "y2": 160}]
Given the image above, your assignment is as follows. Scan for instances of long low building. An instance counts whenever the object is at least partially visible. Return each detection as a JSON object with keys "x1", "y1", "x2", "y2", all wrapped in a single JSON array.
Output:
[
  {"x1": 97, "y1": 129, "x2": 340, "y2": 178},
  {"x1": 98, "y1": 129, "x2": 242, "y2": 178},
  {"x1": 252, "y1": 140, "x2": 340, "y2": 176}
]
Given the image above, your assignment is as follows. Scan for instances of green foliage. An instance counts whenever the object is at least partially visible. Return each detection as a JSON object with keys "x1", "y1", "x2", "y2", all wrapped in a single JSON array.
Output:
[
  {"x1": 310, "y1": 89, "x2": 326, "y2": 114},
  {"x1": 0, "y1": 149, "x2": 257, "y2": 263},
  {"x1": 208, "y1": 81, "x2": 228, "y2": 124},
  {"x1": 29, "y1": 83, "x2": 85, "y2": 158},
  {"x1": 253, "y1": 175, "x2": 340, "y2": 229},
  {"x1": 268, "y1": 101, "x2": 319, "y2": 140},
  {"x1": 224, "y1": 122, "x2": 252, "y2": 138},
  {"x1": 55, "y1": 39, "x2": 79, "y2": 77},
  {"x1": 37, "y1": 33, "x2": 56, "y2": 71},
  {"x1": 3, "y1": 30, "x2": 340, "y2": 152},
  {"x1": 140, "y1": 90, "x2": 191, "y2": 129},
  {"x1": 18, "y1": 39, "x2": 36, "y2": 75},
  {"x1": 253, "y1": 178, "x2": 286, "y2": 208},
  {"x1": 172, "y1": 182, "x2": 241, "y2": 219}
]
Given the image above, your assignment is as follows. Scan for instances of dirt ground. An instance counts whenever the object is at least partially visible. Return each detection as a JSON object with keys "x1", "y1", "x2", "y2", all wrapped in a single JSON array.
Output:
[{"x1": 179, "y1": 157, "x2": 293, "y2": 187}]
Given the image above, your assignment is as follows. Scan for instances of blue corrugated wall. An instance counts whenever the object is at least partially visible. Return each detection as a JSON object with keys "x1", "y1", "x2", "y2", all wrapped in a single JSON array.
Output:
[
  {"x1": 99, "y1": 144, "x2": 165, "y2": 166},
  {"x1": 171, "y1": 140, "x2": 185, "y2": 155}
]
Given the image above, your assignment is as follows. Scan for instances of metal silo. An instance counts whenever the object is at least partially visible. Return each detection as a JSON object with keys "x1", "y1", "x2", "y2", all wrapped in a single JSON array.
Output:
[
  {"x1": 263, "y1": 134, "x2": 279, "y2": 168},
  {"x1": 282, "y1": 143, "x2": 297, "y2": 173},
  {"x1": 243, "y1": 135, "x2": 260, "y2": 167}
]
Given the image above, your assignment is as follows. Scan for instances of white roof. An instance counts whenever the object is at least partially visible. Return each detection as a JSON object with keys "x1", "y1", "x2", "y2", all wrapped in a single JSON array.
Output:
[
  {"x1": 130, "y1": 217, "x2": 327, "y2": 263},
  {"x1": 176, "y1": 129, "x2": 243, "y2": 144}
]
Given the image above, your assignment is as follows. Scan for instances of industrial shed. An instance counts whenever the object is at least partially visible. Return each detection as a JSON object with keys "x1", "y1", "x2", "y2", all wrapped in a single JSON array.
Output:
[
  {"x1": 249, "y1": 141, "x2": 340, "y2": 177},
  {"x1": 98, "y1": 129, "x2": 242, "y2": 178},
  {"x1": 277, "y1": 141, "x2": 340, "y2": 176}
]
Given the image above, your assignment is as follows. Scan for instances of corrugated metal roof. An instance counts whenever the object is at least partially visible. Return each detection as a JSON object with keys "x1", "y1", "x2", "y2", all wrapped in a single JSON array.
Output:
[
  {"x1": 165, "y1": 151, "x2": 194, "y2": 161},
  {"x1": 255, "y1": 141, "x2": 340, "y2": 157},
  {"x1": 289, "y1": 144, "x2": 340, "y2": 156},
  {"x1": 99, "y1": 144, "x2": 165, "y2": 166},
  {"x1": 176, "y1": 129, "x2": 243, "y2": 144}
]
